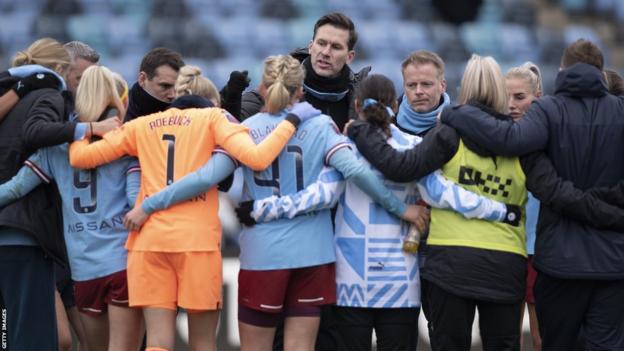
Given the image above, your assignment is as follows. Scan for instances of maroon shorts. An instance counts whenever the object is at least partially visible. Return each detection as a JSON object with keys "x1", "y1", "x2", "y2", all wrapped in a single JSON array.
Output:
[
  {"x1": 74, "y1": 270, "x2": 129, "y2": 316},
  {"x1": 238, "y1": 263, "x2": 336, "y2": 314},
  {"x1": 525, "y1": 256, "x2": 538, "y2": 304}
]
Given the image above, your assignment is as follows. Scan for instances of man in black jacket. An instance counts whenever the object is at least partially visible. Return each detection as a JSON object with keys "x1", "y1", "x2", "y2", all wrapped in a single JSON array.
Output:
[
  {"x1": 124, "y1": 47, "x2": 185, "y2": 122},
  {"x1": 440, "y1": 39, "x2": 624, "y2": 350},
  {"x1": 241, "y1": 12, "x2": 369, "y2": 133}
]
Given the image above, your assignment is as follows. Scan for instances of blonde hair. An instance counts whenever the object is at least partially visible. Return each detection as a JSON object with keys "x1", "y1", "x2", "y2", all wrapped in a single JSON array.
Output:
[
  {"x1": 459, "y1": 54, "x2": 508, "y2": 114},
  {"x1": 506, "y1": 62, "x2": 543, "y2": 96},
  {"x1": 12, "y1": 38, "x2": 71, "y2": 74},
  {"x1": 75, "y1": 66, "x2": 126, "y2": 122},
  {"x1": 175, "y1": 65, "x2": 220, "y2": 104},
  {"x1": 262, "y1": 55, "x2": 305, "y2": 114}
]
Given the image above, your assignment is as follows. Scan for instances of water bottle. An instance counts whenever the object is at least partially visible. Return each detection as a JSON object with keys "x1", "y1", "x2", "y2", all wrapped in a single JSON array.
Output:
[{"x1": 402, "y1": 225, "x2": 420, "y2": 254}]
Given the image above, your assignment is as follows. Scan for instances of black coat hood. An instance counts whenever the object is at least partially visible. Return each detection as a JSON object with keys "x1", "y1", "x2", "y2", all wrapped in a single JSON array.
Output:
[{"x1": 554, "y1": 62, "x2": 608, "y2": 98}]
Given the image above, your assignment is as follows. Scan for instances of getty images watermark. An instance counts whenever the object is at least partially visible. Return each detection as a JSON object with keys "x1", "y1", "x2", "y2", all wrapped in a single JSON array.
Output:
[{"x1": 1, "y1": 306, "x2": 6, "y2": 350}]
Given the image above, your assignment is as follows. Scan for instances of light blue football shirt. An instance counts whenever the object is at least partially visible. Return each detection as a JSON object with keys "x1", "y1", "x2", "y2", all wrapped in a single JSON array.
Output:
[
  {"x1": 26, "y1": 145, "x2": 139, "y2": 281},
  {"x1": 238, "y1": 112, "x2": 350, "y2": 270}
]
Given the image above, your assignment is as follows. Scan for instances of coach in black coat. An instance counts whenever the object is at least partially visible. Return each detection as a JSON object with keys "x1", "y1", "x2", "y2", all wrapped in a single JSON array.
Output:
[{"x1": 441, "y1": 47, "x2": 624, "y2": 349}]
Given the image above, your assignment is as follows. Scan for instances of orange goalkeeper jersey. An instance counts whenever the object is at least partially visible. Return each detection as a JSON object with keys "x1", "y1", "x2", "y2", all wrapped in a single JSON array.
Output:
[{"x1": 69, "y1": 107, "x2": 296, "y2": 252}]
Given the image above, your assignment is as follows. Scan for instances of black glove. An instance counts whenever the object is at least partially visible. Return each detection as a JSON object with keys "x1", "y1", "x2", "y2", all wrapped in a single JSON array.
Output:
[
  {"x1": 220, "y1": 70, "x2": 250, "y2": 120},
  {"x1": 11, "y1": 72, "x2": 61, "y2": 98},
  {"x1": 503, "y1": 204, "x2": 521, "y2": 227},
  {"x1": 226, "y1": 70, "x2": 250, "y2": 94},
  {"x1": 235, "y1": 200, "x2": 257, "y2": 226},
  {"x1": 217, "y1": 174, "x2": 234, "y2": 192}
]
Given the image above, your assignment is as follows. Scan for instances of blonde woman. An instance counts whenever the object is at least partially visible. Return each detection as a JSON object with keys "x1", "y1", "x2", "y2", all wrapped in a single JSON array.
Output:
[
  {"x1": 506, "y1": 63, "x2": 543, "y2": 122},
  {"x1": 0, "y1": 65, "x2": 143, "y2": 351},
  {"x1": 416, "y1": 55, "x2": 529, "y2": 350},
  {"x1": 175, "y1": 65, "x2": 221, "y2": 105},
  {"x1": 122, "y1": 55, "x2": 424, "y2": 351},
  {"x1": 506, "y1": 62, "x2": 543, "y2": 351}
]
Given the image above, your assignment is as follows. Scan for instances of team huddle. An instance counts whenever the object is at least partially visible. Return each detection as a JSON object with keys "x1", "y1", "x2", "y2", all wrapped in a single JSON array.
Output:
[{"x1": 1, "y1": 10, "x2": 624, "y2": 351}]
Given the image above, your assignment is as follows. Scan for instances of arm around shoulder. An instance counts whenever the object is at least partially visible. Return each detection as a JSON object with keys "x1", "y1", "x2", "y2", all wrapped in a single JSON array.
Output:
[
  {"x1": 22, "y1": 91, "x2": 75, "y2": 148},
  {"x1": 348, "y1": 121, "x2": 458, "y2": 182},
  {"x1": 441, "y1": 104, "x2": 548, "y2": 156}
]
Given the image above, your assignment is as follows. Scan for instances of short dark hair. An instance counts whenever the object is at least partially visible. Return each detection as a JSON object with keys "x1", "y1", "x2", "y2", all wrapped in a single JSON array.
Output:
[
  {"x1": 139, "y1": 47, "x2": 185, "y2": 79},
  {"x1": 313, "y1": 12, "x2": 358, "y2": 50},
  {"x1": 561, "y1": 39, "x2": 604, "y2": 71},
  {"x1": 605, "y1": 69, "x2": 624, "y2": 96}
]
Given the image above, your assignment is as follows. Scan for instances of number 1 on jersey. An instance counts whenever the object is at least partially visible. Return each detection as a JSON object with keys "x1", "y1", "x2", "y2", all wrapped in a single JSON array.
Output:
[{"x1": 162, "y1": 134, "x2": 176, "y2": 185}]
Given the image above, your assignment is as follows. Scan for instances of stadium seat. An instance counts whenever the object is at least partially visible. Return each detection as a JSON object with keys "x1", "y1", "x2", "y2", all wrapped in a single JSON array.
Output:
[
  {"x1": 151, "y1": 0, "x2": 190, "y2": 18},
  {"x1": 394, "y1": 21, "x2": 434, "y2": 59},
  {"x1": 396, "y1": 0, "x2": 438, "y2": 22},
  {"x1": 430, "y1": 22, "x2": 470, "y2": 63},
  {"x1": 502, "y1": 0, "x2": 536, "y2": 25},
  {"x1": 561, "y1": 0, "x2": 588, "y2": 14},
  {"x1": 208, "y1": 57, "x2": 261, "y2": 90},
  {"x1": 208, "y1": 16, "x2": 256, "y2": 57},
  {"x1": 181, "y1": 20, "x2": 225, "y2": 59},
  {"x1": 563, "y1": 25, "x2": 601, "y2": 45},
  {"x1": 67, "y1": 14, "x2": 110, "y2": 58},
  {"x1": 325, "y1": 0, "x2": 365, "y2": 21},
  {"x1": 111, "y1": 0, "x2": 152, "y2": 16},
  {"x1": 476, "y1": 0, "x2": 504, "y2": 23},
  {"x1": 41, "y1": 0, "x2": 83, "y2": 16},
  {"x1": 213, "y1": 0, "x2": 259, "y2": 17},
  {"x1": 108, "y1": 15, "x2": 148, "y2": 56},
  {"x1": 79, "y1": 0, "x2": 111, "y2": 15},
  {"x1": 358, "y1": 0, "x2": 400, "y2": 20},
  {"x1": 357, "y1": 20, "x2": 398, "y2": 60},
  {"x1": 290, "y1": 0, "x2": 327, "y2": 20},
  {"x1": 536, "y1": 27, "x2": 567, "y2": 65},
  {"x1": 252, "y1": 19, "x2": 291, "y2": 57},
  {"x1": 460, "y1": 22, "x2": 502, "y2": 57},
  {"x1": 288, "y1": 18, "x2": 316, "y2": 49},
  {"x1": 615, "y1": 0, "x2": 624, "y2": 22},
  {"x1": 0, "y1": 12, "x2": 37, "y2": 49},
  {"x1": 500, "y1": 24, "x2": 539, "y2": 63},
  {"x1": 32, "y1": 15, "x2": 70, "y2": 43},
  {"x1": 259, "y1": 0, "x2": 299, "y2": 19}
]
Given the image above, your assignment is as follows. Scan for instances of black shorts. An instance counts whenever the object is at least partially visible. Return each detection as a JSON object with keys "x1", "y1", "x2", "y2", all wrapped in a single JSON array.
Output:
[{"x1": 333, "y1": 306, "x2": 420, "y2": 351}]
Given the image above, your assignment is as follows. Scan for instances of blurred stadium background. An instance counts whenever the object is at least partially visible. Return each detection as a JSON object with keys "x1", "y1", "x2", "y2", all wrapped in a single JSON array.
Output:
[
  {"x1": 0, "y1": 0, "x2": 622, "y2": 98},
  {"x1": 0, "y1": 0, "x2": 617, "y2": 349}
]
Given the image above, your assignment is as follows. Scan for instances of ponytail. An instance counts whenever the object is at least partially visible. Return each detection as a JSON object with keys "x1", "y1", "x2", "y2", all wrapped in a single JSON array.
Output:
[
  {"x1": 262, "y1": 55, "x2": 305, "y2": 114},
  {"x1": 355, "y1": 74, "x2": 397, "y2": 137}
]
